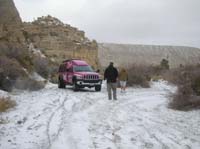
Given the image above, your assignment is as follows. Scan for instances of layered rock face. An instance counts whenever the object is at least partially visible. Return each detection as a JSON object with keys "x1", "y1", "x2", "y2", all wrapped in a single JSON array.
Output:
[
  {"x1": 99, "y1": 43, "x2": 200, "y2": 68},
  {"x1": 22, "y1": 16, "x2": 99, "y2": 68},
  {"x1": 0, "y1": 0, "x2": 34, "y2": 91},
  {"x1": 0, "y1": 0, "x2": 99, "y2": 90},
  {"x1": 0, "y1": 0, "x2": 22, "y2": 25},
  {"x1": 0, "y1": 0, "x2": 99, "y2": 69},
  {"x1": 0, "y1": 0, "x2": 26, "y2": 50}
]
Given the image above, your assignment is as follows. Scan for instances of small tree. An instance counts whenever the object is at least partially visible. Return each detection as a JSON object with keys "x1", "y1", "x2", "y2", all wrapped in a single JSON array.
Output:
[{"x1": 160, "y1": 58, "x2": 169, "y2": 70}]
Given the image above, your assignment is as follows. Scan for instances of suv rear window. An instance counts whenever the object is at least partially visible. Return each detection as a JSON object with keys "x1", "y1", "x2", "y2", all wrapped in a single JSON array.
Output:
[{"x1": 74, "y1": 66, "x2": 94, "y2": 72}]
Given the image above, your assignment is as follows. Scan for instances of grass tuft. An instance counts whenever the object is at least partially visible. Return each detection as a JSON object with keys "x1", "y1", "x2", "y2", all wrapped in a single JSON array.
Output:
[{"x1": 0, "y1": 97, "x2": 16, "y2": 113}]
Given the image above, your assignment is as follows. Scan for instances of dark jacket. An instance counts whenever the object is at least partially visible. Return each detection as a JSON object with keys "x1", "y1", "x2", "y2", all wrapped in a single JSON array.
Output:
[{"x1": 104, "y1": 65, "x2": 118, "y2": 83}]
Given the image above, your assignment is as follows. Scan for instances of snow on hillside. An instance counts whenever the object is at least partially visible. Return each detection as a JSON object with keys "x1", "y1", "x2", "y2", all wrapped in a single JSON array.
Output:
[
  {"x1": 98, "y1": 43, "x2": 200, "y2": 68},
  {"x1": 0, "y1": 81, "x2": 200, "y2": 149}
]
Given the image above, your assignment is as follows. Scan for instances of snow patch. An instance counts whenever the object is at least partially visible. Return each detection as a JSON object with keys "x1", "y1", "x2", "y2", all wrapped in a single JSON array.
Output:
[
  {"x1": 0, "y1": 89, "x2": 8, "y2": 97},
  {"x1": 29, "y1": 72, "x2": 46, "y2": 82},
  {"x1": 0, "y1": 81, "x2": 200, "y2": 149},
  {"x1": 28, "y1": 43, "x2": 46, "y2": 58}
]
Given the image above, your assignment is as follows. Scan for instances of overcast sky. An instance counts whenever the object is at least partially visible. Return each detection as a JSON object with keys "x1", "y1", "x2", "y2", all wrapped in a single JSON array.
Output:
[{"x1": 14, "y1": 0, "x2": 200, "y2": 48}]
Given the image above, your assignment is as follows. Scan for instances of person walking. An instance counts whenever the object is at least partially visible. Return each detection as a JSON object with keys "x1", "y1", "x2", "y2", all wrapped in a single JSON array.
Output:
[
  {"x1": 119, "y1": 68, "x2": 128, "y2": 93},
  {"x1": 104, "y1": 62, "x2": 118, "y2": 100}
]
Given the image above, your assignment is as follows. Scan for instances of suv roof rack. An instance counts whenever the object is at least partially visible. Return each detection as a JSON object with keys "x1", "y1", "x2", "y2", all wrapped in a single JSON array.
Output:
[{"x1": 62, "y1": 59, "x2": 81, "y2": 63}]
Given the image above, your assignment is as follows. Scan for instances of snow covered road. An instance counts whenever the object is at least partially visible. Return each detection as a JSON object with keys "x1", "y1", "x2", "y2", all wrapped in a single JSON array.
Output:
[{"x1": 1, "y1": 81, "x2": 200, "y2": 149}]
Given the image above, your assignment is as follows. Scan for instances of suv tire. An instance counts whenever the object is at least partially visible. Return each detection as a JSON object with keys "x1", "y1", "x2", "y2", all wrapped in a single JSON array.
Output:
[
  {"x1": 58, "y1": 77, "x2": 65, "y2": 88},
  {"x1": 95, "y1": 85, "x2": 101, "y2": 91},
  {"x1": 73, "y1": 81, "x2": 79, "y2": 91}
]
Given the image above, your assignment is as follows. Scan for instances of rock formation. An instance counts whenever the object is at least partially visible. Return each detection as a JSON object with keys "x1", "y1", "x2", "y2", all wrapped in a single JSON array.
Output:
[
  {"x1": 0, "y1": 0, "x2": 100, "y2": 90},
  {"x1": 0, "y1": 0, "x2": 26, "y2": 51},
  {"x1": 0, "y1": 0, "x2": 22, "y2": 25},
  {"x1": 22, "y1": 15, "x2": 99, "y2": 68},
  {"x1": 0, "y1": 0, "x2": 34, "y2": 91},
  {"x1": 0, "y1": 0, "x2": 99, "y2": 70}
]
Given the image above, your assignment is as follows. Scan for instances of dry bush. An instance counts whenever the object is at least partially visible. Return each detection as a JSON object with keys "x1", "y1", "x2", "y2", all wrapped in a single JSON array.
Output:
[
  {"x1": 0, "y1": 56, "x2": 27, "y2": 79},
  {"x1": 0, "y1": 97, "x2": 16, "y2": 113},
  {"x1": 47, "y1": 61, "x2": 60, "y2": 83},
  {"x1": 1, "y1": 47, "x2": 33, "y2": 71},
  {"x1": 160, "y1": 58, "x2": 169, "y2": 70},
  {"x1": 0, "y1": 56, "x2": 27, "y2": 91},
  {"x1": 169, "y1": 85, "x2": 193, "y2": 110},
  {"x1": 127, "y1": 65, "x2": 162, "y2": 88},
  {"x1": 14, "y1": 78, "x2": 45, "y2": 91},
  {"x1": 50, "y1": 73, "x2": 58, "y2": 83},
  {"x1": 169, "y1": 91, "x2": 200, "y2": 111},
  {"x1": 166, "y1": 65, "x2": 200, "y2": 110},
  {"x1": 33, "y1": 56, "x2": 49, "y2": 79}
]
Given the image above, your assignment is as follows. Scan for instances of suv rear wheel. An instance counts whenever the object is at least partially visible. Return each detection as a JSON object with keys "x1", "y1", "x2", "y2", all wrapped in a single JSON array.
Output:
[
  {"x1": 95, "y1": 85, "x2": 101, "y2": 91},
  {"x1": 73, "y1": 81, "x2": 79, "y2": 91},
  {"x1": 58, "y1": 77, "x2": 65, "y2": 88}
]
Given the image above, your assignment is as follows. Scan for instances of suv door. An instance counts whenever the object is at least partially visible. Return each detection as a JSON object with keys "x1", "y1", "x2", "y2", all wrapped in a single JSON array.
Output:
[{"x1": 67, "y1": 65, "x2": 74, "y2": 84}]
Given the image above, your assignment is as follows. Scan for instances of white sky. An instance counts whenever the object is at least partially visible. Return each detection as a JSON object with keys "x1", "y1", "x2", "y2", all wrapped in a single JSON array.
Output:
[{"x1": 14, "y1": 0, "x2": 200, "y2": 48}]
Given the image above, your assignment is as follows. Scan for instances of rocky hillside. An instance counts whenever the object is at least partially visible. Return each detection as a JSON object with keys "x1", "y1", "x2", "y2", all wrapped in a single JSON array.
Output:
[
  {"x1": 0, "y1": 0, "x2": 37, "y2": 91},
  {"x1": 0, "y1": 0, "x2": 99, "y2": 91},
  {"x1": 22, "y1": 15, "x2": 99, "y2": 68},
  {"x1": 0, "y1": 0, "x2": 22, "y2": 25},
  {"x1": 98, "y1": 43, "x2": 200, "y2": 68},
  {"x1": 0, "y1": 0, "x2": 26, "y2": 49}
]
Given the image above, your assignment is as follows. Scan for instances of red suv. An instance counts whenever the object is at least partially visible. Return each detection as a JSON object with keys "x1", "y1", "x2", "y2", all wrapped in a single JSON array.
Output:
[{"x1": 58, "y1": 59, "x2": 102, "y2": 91}]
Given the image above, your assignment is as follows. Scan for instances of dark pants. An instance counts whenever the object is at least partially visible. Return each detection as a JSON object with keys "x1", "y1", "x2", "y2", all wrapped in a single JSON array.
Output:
[{"x1": 107, "y1": 82, "x2": 117, "y2": 100}]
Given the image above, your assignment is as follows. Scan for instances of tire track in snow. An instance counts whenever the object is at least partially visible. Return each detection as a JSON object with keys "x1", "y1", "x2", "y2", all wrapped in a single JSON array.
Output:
[
  {"x1": 115, "y1": 94, "x2": 198, "y2": 149},
  {"x1": 45, "y1": 90, "x2": 69, "y2": 149},
  {"x1": 67, "y1": 91, "x2": 105, "y2": 149},
  {"x1": 121, "y1": 101, "x2": 178, "y2": 148},
  {"x1": 22, "y1": 82, "x2": 199, "y2": 149},
  {"x1": 87, "y1": 99, "x2": 127, "y2": 149},
  {"x1": 82, "y1": 86, "x2": 180, "y2": 149},
  {"x1": 48, "y1": 89, "x2": 104, "y2": 149}
]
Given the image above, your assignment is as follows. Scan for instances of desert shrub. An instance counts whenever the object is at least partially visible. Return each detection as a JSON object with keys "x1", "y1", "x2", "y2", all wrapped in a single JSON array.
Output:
[
  {"x1": 160, "y1": 58, "x2": 169, "y2": 70},
  {"x1": 0, "y1": 56, "x2": 27, "y2": 79},
  {"x1": 0, "y1": 56, "x2": 27, "y2": 91},
  {"x1": 0, "y1": 77, "x2": 12, "y2": 92},
  {"x1": 169, "y1": 83, "x2": 192, "y2": 110},
  {"x1": 0, "y1": 56, "x2": 46, "y2": 91},
  {"x1": 47, "y1": 60, "x2": 60, "y2": 83},
  {"x1": 33, "y1": 55, "x2": 49, "y2": 78},
  {"x1": 2, "y1": 47, "x2": 33, "y2": 71},
  {"x1": 14, "y1": 78, "x2": 45, "y2": 91},
  {"x1": 191, "y1": 75, "x2": 200, "y2": 96},
  {"x1": 0, "y1": 97, "x2": 16, "y2": 113},
  {"x1": 50, "y1": 72, "x2": 58, "y2": 83},
  {"x1": 127, "y1": 65, "x2": 162, "y2": 88},
  {"x1": 167, "y1": 65, "x2": 200, "y2": 110}
]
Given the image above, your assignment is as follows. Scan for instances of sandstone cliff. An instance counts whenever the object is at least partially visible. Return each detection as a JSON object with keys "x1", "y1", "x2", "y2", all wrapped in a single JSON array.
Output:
[
  {"x1": 0, "y1": 0, "x2": 27, "y2": 60},
  {"x1": 0, "y1": 0, "x2": 22, "y2": 25},
  {"x1": 0, "y1": 0, "x2": 99, "y2": 70},
  {"x1": 0, "y1": 0, "x2": 37, "y2": 91},
  {"x1": 0, "y1": 0, "x2": 100, "y2": 91},
  {"x1": 98, "y1": 43, "x2": 200, "y2": 68},
  {"x1": 22, "y1": 15, "x2": 99, "y2": 68}
]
